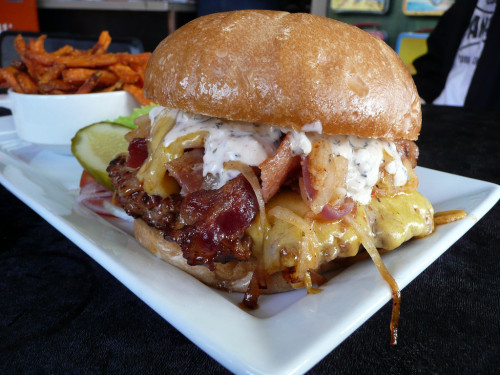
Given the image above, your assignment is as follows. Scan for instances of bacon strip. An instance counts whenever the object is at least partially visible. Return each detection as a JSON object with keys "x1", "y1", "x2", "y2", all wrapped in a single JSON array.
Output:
[
  {"x1": 259, "y1": 133, "x2": 300, "y2": 202},
  {"x1": 171, "y1": 175, "x2": 257, "y2": 270},
  {"x1": 126, "y1": 138, "x2": 148, "y2": 168},
  {"x1": 165, "y1": 149, "x2": 204, "y2": 196}
]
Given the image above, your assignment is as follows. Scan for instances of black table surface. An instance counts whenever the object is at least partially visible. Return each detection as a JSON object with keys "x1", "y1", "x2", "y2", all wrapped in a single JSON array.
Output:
[{"x1": 1, "y1": 105, "x2": 499, "y2": 374}]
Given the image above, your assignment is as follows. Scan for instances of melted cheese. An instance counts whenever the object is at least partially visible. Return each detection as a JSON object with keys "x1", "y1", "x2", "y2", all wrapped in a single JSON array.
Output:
[
  {"x1": 138, "y1": 109, "x2": 207, "y2": 197},
  {"x1": 137, "y1": 110, "x2": 181, "y2": 197},
  {"x1": 247, "y1": 189, "x2": 434, "y2": 280},
  {"x1": 365, "y1": 193, "x2": 434, "y2": 250}
]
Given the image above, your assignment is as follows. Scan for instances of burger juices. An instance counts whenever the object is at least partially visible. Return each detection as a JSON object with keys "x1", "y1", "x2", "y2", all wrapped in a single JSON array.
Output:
[{"x1": 107, "y1": 10, "x2": 434, "y2": 344}]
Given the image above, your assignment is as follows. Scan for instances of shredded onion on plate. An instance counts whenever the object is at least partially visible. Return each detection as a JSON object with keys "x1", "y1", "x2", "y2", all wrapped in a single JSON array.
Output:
[
  {"x1": 434, "y1": 210, "x2": 467, "y2": 225},
  {"x1": 343, "y1": 212, "x2": 401, "y2": 346},
  {"x1": 78, "y1": 181, "x2": 131, "y2": 220}
]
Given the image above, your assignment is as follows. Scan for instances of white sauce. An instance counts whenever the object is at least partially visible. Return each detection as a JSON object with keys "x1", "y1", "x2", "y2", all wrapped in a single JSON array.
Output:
[
  {"x1": 156, "y1": 108, "x2": 408, "y2": 203},
  {"x1": 148, "y1": 105, "x2": 164, "y2": 124},
  {"x1": 286, "y1": 130, "x2": 313, "y2": 155},
  {"x1": 163, "y1": 110, "x2": 281, "y2": 188},
  {"x1": 310, "y1": 134, "x2": 409, "y2": 204},
  {"x1": 301, "y1": 121, "x2": 323, "y2": 133}
]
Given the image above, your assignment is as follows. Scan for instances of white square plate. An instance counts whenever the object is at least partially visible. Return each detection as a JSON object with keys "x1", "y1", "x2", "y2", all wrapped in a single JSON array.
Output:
[{"x1": 1, "y1": 115, "x2": 499, "y2": 374}]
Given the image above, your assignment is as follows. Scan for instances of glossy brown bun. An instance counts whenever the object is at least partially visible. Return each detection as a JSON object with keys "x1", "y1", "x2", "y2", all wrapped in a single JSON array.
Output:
[
  {"x1": 134, "y1": 219, "x2": 292, "y2": 293},
  {"x1": 144, "y1": 10, "x2": 421, "y2": 140}
]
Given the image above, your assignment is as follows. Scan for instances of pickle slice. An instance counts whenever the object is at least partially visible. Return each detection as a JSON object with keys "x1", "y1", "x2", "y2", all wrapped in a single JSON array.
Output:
[{"x1": 71, "y1": 121, "x2": 130, "y2": 190}]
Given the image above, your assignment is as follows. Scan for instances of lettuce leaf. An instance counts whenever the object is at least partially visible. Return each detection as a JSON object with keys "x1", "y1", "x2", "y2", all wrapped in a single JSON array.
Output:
[{"x1": 112, "y1": 104, "x2": 157, "y2": 129}]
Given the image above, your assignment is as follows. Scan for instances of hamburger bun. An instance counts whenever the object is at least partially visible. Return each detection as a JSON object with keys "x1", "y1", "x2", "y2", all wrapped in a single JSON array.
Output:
[{"x1": 144, "y1": 10, "x2": 421, "y2": 140}]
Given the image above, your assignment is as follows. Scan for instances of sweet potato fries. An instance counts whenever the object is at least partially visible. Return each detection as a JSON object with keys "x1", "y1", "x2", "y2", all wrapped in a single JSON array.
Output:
[{"x1": 0, "y1": 31, "x2": 152, "y2": 105}]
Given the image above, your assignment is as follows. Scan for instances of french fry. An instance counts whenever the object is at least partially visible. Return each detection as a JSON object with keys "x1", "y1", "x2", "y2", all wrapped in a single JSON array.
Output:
[
  {"x1": 52, "y1": 45, "x2": 74, "y2": 56},
  {"x1": 129, "y1": 62, "x2": 146, "y2": 86},
  {"x1": 61, "y1": 68, "x2": 94, "y2": 83},
  {"x1": 99, "y1": 80, "x2": 124, "y2": 92},
  {"x1": 124, "y1": 83, "x2": 153, "y2": 106},
  {"x1": 25, "y1": 50, "x2": 119, "y2": 68},
  {"x1": 62, "y1": 68, "x2": 118, "y2": 86},
  {"x1": 39, "y1": 64, "x2": 66, "y2": 84},
  {"x1": 11, "y1": 59, "x2": 27, "y2": 72},
  {"x1": 76, "y1": 71, "x2": 103, "y2": 94},
  {"x1": 0, "y1": 67, "x2": 23, "y2": 93},
  {"x1": 89, "y1": 31, "x2": 112, "y2": 55},
  {"x1": 29, "y1": 35, "x2": 47, "y2": 53},
  {"x1": 108, "y1": 63, "x2": 140, "y2": 84},
  {"x1": 4, "y1": 32, "x2": 152, "y2": 98},
  {"x1": 14, "y1": 34, "x2": 27, "y2": 56},
  {"x1": 48, "y1": 89, "x2": 67, "y2": 94},
  {"x1": 116, "y1": 52, "x2": 151, "y2": 65},
  {"x1": 14, "y1": 35, "x2": 42, "y2": 81},
  {"x1": 38, "y1": 79, "x2": 80, "y2": 93},
  {"x1": 0, "y1": 72, "x2": 8, "y2": 88},
  {"x1": 16, "y1": 71, "x2": 39, "y2": 94}
]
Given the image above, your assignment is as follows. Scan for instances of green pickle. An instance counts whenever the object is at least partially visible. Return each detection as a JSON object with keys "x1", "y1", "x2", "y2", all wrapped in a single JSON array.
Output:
[{"x1": 71, "y1": 121, "x2": 130, "y2": 190}]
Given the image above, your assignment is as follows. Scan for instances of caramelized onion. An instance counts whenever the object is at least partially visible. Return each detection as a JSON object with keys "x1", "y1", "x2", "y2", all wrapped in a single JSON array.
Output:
[
  {"x1": 306, "y1": 140, "x2": 340, "y2": 213},
  {"x1": 373, "y1": 157, "x2": 418, "y2": 198},
  {"x1": 343, "y1": 212, "x2": 401, "y2": 346},
  {"x1": 291, "y1": 271, "x2": 322, "y2": 294},
  {"x1": 125, "y1": 113, "x2": 151, "y2": 142},
  {"x1": 268, "y1": 206, "x2": 318, "y2": 247},
  {"x1": 224, "y1": 161, "x2": 267, "y2": 233},
  {"x1": 268, "y1": 205, "x2": 320, "y2": 283},
  {"x1": 434, "y1": 210, "x2": 467, "y2": 225},
  {"x1": 300, "y1": 144, "x2": 350, "y2": 218}
]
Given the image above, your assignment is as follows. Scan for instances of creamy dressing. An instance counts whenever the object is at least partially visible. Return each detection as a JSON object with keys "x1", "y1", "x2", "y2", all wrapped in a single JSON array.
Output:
[
  {"x1": 155, "y1": 107, "x2": 408, "y2": 202},
  {"x1": 301, "y1": 120, "x2": 323, "y2": 133},
  {"x1": 310, "y1": 134, "x2": 409, "y2": 204},
  {"x1": 286, "y1": 130, "x2": 313, "y2": 155},
  {"x1": 148, "y1": 105, "x2": 165, "y2": 124},
  {"x1": 162, "y1": 110, "x2": 282, "y2": 188}
]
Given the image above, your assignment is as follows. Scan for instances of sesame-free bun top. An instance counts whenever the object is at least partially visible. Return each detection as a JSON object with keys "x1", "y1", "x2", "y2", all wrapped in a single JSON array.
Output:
[{"x1": 144, "y1": 10, "x2": 421, "y2": 140}]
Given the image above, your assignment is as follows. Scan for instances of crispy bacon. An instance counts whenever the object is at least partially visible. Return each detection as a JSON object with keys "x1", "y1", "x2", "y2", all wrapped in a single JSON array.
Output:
[
  {"x1": 108, "y1": 151, "x2": 257, "y2": 270},
  {"x1": 259, "y1": 133, "x2": 300, "y2": 202},
  {"x1": 165, "y1": 148, "x2": 204, "y2": 196},
  {"x1": 126, "y1": 138, "x2": 148, "y2": 168},
  {"x1": 171, "y1": 175, "x2": 257, "y2": 269}
]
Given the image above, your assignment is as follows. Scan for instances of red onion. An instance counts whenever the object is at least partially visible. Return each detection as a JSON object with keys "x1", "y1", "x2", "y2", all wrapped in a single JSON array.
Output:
[
  {"x1": 319, "y1": 197, "x2": 355, "y2": 221},
  {"x1": 77, "y1": 181, "x2": 115, "y2": 216},
  {"x1": 300, "y1": 155, "x2": 354, "y2": 220}
]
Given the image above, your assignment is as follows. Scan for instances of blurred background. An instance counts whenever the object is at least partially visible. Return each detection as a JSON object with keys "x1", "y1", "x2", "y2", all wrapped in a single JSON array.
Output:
[{"x1": 1, "y1": 0, "x2": 448, "y2": 70}]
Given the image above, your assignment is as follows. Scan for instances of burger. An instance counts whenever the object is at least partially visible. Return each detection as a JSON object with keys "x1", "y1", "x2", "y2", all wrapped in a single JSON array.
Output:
[{"x1": 106, "y1": 10, "x2": 434, "y2": 344}]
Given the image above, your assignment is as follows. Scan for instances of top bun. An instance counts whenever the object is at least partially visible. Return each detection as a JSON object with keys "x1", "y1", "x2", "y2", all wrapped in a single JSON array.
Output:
[{"x1": 144, "y1": 10, "x2": 421, "y2": 140}]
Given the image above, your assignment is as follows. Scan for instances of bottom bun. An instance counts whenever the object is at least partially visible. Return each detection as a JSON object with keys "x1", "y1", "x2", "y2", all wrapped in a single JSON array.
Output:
[{"x1": 134, "y1": 219, "x2": 292, "y2": 294}]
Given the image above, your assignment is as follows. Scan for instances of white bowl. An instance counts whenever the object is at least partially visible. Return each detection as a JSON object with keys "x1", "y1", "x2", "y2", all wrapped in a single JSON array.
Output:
[{"x1": 0, "y1": 89, "x2": 138, "y2": 153}]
